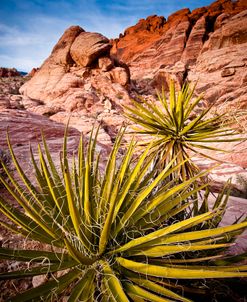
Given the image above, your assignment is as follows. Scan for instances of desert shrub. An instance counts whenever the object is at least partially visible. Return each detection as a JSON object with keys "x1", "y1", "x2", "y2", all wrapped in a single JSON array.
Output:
[{"x1": 0, "y1": 126, "x2": 246, "y2": 301}]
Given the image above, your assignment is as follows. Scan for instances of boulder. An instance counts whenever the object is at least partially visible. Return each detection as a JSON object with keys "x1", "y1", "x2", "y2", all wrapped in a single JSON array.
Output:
[
  {"x1": 152, "y1": 61, "x2": 186, "y2": 90},
  {"x1": 124, "y1": 15, "x2": 166, "y2": 36},
  {"x1": 50, "y1": 25, "x2": 83, "y2": 65},
  {"x1": 0, "y1": 98, "x2": 11, "y2": 110},
  {"x1": 110, "y1": 67, "x2": 130, "y2": 86},
  {"x1": 70, "y1": 32, "x2": 111, "y2": 67},
  {"x1": 98, "y1": 57, "x2": 113, "y2": 71}
]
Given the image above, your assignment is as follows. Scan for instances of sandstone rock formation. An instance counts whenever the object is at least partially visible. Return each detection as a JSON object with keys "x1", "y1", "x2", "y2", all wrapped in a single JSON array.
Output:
[
  {"x1": 1, "y1": 0, "x2": 246, "y2": 194},
  {"x1": 0, "y1": 8, "x2": 246, "y2": 299},
  {"x1": 27, "y1": 68, "x2": 39, "y2": 77},
  {"x1": 110, "y1": 0, "x2": 247, "y2": 182},
  {"x1": 0, "y1": 68, "x2": 21, "y2": 77},
  {"x1": 20, "y1": 26, "x2": 131, "y2": 118},
  {"x1": 111, "y1": 0, "x2": 247, "y2": 109},
  {"x1": 70, "y1": 32, "x2": 111, "y2": 67},
  {"x1": 188, "y1": 9, "x2": 247, "y2": 109},
  {"x1": 0, "y1": 75, "x2": 26, "y2": 110}
]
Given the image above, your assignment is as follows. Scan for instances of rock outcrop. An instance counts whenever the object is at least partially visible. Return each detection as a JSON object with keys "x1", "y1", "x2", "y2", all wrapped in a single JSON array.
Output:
[
  {"x1": 111, "y1": 0, "x2": 247, "y2": 109},
  {"x1": 188, "y1": 9, "x2": 247, "y2": 109},
  {"x1": 0, "y1": 68, "x2": 21, "y2": 77},
  {"x1": 20, "y1": 26, "x2": 131, "y2": 117},
  {"x1": 27, "y1": 68, "x2": 39, "y2": 77},
  {"x1": 2, "y1": 0, "x2": 246, "y2": 193},
  {"x1": 0, "y1": 8, "x2": 246, "y2": 291}
]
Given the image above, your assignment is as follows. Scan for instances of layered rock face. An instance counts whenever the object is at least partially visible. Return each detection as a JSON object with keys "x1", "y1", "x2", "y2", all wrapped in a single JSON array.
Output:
[
  {"x1": 20, "y1": 26, "x2": 131, "y2": 118},
  {"x1": 111, "y1": 0, "x2": 247, "y2": 108},
  {"x1": 189, "y1": 9, "x2": 247, "y2": 109}
]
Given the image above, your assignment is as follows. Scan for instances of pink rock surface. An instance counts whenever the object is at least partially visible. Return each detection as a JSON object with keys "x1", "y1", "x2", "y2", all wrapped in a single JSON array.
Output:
[
  {"x1": 188, "y1": 10, "x2": 247, "y2": 108},
  {"x1": 20, "y1": 27, "x2": 131, "y2": 116},
  {"x1": 70, "y1": 32, "x2": 111, "y2": 67}
]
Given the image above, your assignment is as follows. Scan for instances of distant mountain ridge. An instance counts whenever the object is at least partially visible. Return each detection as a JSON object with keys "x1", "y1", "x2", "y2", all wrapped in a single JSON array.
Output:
[
  {"x1": 19, "y1": 71, "x2": 28, "y2": 76},
  {"x1": 0, "y1": 67, "x2": 21, "y2": 77},
  {"x1": 0, "y1": 67, "x2": 28, "y2": 77}
]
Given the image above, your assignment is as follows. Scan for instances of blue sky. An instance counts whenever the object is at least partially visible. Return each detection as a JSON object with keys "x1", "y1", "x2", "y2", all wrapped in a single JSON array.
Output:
[{"x1": 0, "y1": 0, "x2": 214, "y2": 71}]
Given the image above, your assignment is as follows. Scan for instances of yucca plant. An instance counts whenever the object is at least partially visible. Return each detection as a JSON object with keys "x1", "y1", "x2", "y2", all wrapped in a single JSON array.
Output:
[
  {"x1": 0, "y1": 126, "x2": 246, "y2": 302},
  {"x1": 124, "y1": 81, "x2": 241, "y2": 181}
]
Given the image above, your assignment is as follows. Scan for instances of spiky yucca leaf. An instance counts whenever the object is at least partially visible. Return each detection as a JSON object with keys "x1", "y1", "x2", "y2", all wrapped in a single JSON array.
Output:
[
  {"x1": 0, "y1": 126, "x2": 246, "y2": 301},
  {"x1": 124, "y1": 81, "x2": 242, "y2": 180}
]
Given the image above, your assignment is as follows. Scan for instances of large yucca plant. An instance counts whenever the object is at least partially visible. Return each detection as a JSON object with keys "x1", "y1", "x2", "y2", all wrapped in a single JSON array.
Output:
[
  {"x1": 0, "y1": 126, "x2": 246, "y2": 301},
  {"x1": 124, "y1": 81, "x2": 241, "y2": 180}
]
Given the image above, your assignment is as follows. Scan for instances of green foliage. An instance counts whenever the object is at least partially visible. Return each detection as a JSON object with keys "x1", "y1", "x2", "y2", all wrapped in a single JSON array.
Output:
[
  {"x1": 124, "y1": 81, "x2": 241, "y2": 180},
  {"x1": 0, "y1": 126, "x2": 246, "y2": 301}
]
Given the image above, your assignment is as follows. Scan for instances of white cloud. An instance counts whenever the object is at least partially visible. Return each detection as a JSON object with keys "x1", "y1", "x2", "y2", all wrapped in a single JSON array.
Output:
[
  {"x1": 0, "y1": 8, "x2": 136, "y2": 71},
  {"x1": 0, "y1": 17, "x2": 70, "y2": 71},
  {"x1": 0, "y1": 23, "x2": 46, "y2": 46}
]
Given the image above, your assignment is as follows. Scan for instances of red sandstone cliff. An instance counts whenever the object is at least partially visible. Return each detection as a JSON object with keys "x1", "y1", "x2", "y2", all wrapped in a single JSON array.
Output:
[
  {"x1": 111, "y1": 0, "x2": 247, "y2": 109},
  {"x1": 112, "y1": 0, "x2": 247, "y2": 68}
]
